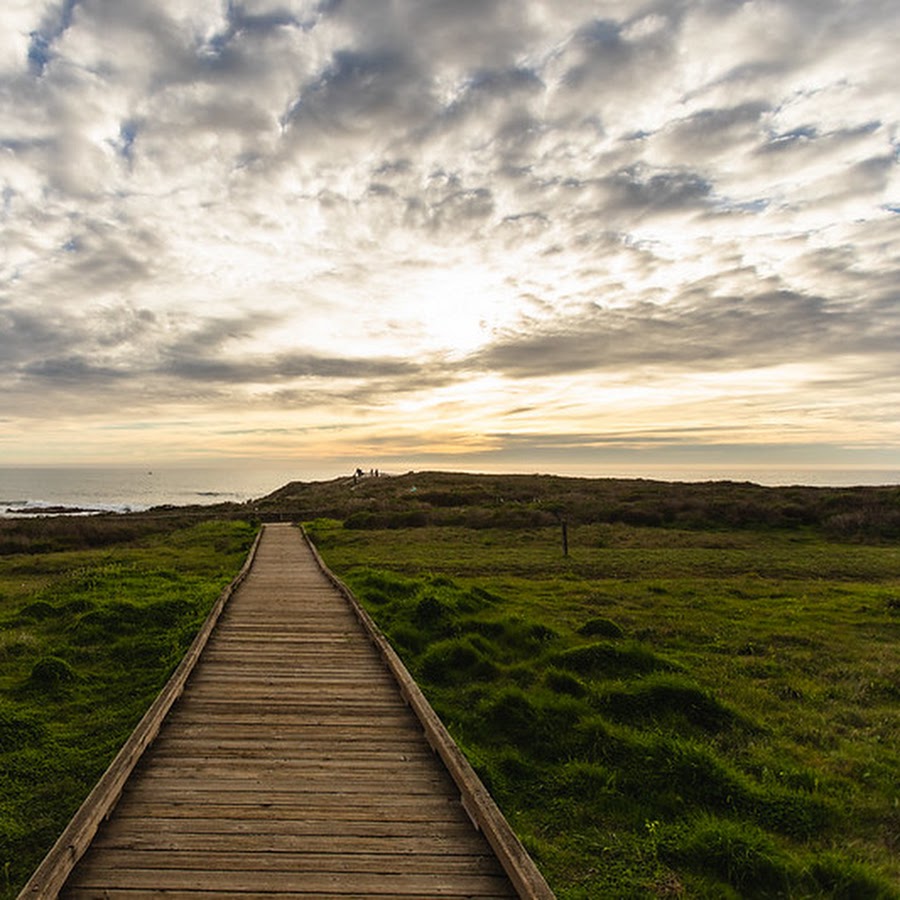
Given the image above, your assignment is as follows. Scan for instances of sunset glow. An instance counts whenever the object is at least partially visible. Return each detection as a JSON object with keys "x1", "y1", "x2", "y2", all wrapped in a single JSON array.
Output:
[{"x1": 1, "y1": 1, "x2": 897, "y2": 477}]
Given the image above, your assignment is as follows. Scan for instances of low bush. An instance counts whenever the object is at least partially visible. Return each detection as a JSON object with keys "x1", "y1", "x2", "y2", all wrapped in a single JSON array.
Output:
[
  {"x1": 543, "y1": 668, "x2": 589, "y2": 698},
  {"x1": 475, "y1": 687, "x2": 587, "y2": 761},
  {"x1": 16, "y1": 602, "x2": 60, "y2": 622},
  {"x1": 26, "y1": 656, "x2": 79, "y2": 690},
  {"x1": 595, "y1": 674, "x2": 741, "y2": 733},
  {"x1": 419, "y1": 636, "x2": 499, "y2": 685},
  {"x1": 752, "y1": 790, "x2": 832, "y2": 840},
  {"x1": 577, "y1": 616, "x2": 625, "y2": 638},
  {"x1": 0, "y1": 704, "x2": 45, "y2": 752},
  {"x1": 805, "y1": 852, "x2": 898, "y2": 899},
  {"x1": 553, "y1": 640, "x2": 676, "y2": 678},
  {"x1": 660, "y1": 816, "x2": 793, "y2": 896}
]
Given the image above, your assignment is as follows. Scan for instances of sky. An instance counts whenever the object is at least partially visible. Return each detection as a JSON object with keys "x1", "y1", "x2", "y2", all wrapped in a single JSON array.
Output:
[{"x1": 1, "y1": 0, "x2": 898, "y2": 479}]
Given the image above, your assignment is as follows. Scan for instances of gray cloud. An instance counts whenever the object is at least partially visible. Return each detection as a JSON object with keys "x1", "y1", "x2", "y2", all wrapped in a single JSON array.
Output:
[
  {"x1": 0, "y1": 287, "x2": 455, "y2": 416},
  {"x1": 0, "y1": 0, "x2": 898, "y2": 464},
  {"x1": 473, "y1": 288, "x2": 899, "y2": 379},
  {"x1": 282, "y1": 48, "x2": 428, "y2": 138},
  {"x1": 161, "y1": 350, "x2": 420, "y2": 384}
]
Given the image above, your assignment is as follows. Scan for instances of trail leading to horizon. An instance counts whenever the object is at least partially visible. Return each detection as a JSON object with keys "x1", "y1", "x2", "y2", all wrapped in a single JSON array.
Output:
[{"x1": 56, "y1": 524, "x2": 518, "y2": 898}]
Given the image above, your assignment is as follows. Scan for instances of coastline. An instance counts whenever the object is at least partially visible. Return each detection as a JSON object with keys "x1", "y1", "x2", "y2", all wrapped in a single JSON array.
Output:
[
  {"x1": 1, "y1": 464, "x2": 898, "y2": 520},
  {"x1": 0, "y1": 465, "x2": 307, "y2": 518}
]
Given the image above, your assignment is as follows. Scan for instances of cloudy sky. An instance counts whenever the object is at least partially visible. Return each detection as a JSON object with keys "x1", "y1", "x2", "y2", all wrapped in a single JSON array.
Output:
[{"x1": 1, "y1": 0, "x2": 898, "y2": 477}]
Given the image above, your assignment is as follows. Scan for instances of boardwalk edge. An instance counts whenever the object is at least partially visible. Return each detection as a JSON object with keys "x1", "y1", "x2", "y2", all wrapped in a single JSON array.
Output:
[
  {"x1": 300, "y1": 525, "x2": 557, "y2": 900},
  {"x1": 17, "y1": 527, "x2": 265, "y2": 900}
]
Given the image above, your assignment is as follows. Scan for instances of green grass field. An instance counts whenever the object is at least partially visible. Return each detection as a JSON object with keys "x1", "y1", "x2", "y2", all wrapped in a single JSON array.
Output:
[
  {"x1": 1, "y1": 470, "x2": 897, "y2": 899},
  {"x1": 0, "y1": 518, "x2": 257, "y2": 897},
  {"x1": 308, "y1": 518, "x2": 900, "y2": 898}
]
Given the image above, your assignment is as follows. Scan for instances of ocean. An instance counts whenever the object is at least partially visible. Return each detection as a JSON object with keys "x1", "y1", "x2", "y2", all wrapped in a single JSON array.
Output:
[
  {"x1": 1, "y1": 464, "x2": 897, "y2": 518},
  {"x1": 0, "y1": 464, "x2": 323, "y2": 517}
]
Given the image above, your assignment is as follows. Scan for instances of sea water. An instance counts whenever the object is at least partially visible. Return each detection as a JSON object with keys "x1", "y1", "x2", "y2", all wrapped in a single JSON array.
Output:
[{"x1": 0, "y1": 464, "x2": 327, "y2": 517}]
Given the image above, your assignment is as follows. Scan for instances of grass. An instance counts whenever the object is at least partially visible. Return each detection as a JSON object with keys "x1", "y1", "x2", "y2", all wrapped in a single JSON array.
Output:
[
  {"x1": 307, "y1": 517, "x2": 900, "y2": 898},
  {"x1": 2, "y1": 471, "x2": 898, "y2": 898},
  {"x1": 0, "y1": 518, "x2": 257, "y2": 897}
]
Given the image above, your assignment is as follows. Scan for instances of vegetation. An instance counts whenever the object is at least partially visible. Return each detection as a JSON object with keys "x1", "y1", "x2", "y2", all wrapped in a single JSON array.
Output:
[
  {"x1": 303, "y1": 473, "x2": 900, "y2": 898},
  {"x1": 257, "y1": 470, "x2": 900, "y2": 543},
  {"x1": 0, "y1": 516, "x2": 257, "y2": 897},
  {"x1": 2, "y1": 470, "x2": 898, "y2": 898}
]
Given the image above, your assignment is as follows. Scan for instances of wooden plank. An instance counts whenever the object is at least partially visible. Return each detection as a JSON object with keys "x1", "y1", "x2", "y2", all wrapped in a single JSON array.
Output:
[
  {"x1": 121, "y1": 762, "x2": 447, "y2": 795},
  {"x1": 127, "y1": 757, "x2": 450, "y2": 777},
  {"x1": 156, "y1": 723, "x2": 429, "y2": 741},
  {"x1": 184, "y1": 669, "x2": 398, "y2": 682},
  {"x1": 144, "y1": 742, "x2": 434, "y2": 759},
  {"x1": 149, "y1": 735, "x2": 432, "y2": 754},
  {"x1": 65, "y1": 866, "x2": 516, "y2": 896},
  {"x1": 104, "y1": 800, "x2": 473, "y2": 822},
  {"x1": 94, "y1": 819, "x2": 483, "y2": 844},
  {"x1": 168, "y1": 700, "x2": 412, "y2": 717},
  {"x1": 64, "y1": 893, "x2": 511, "y2": 900},
  {"x1": 119, "y1": 787, "x2": 462, "y2": 806},
  {"x1": 65, "y1": 849, "x2": 507, "y2": 875}
]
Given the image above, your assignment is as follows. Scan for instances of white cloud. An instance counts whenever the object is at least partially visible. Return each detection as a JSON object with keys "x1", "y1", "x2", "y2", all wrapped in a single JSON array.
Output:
[{"x1": 0, "y1": 0, "x2": 898, "y2": 470}]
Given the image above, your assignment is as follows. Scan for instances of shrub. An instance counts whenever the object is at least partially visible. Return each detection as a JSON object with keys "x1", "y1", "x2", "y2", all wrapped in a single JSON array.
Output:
[
  {"x1": 468, "y1": 586, "x2": 503, "y2": 605},
  {"x1": 343, "y1": 507, "x2": 430, "y2": 530},
  {"x1": 419, "y1": 637, "x2": 499, "y2": 686},
  {"x1": 544, "y1": 668, "x2": 589, "y2": 698},
  {"x1": 575, "y1": 723, "x2": 752, "y2": 816},
  {"x1": 472, "y1": 746, "x2": 544, "y2": 803},
  {"x1": 480, "y1": 688, "x2": 542, "y2": 748},
  {"x1": 71, "y1": 600, "x2": 171, "y2": 643},
  {"x1": 553, "y1": 760, "x2": 619, "y2": 800},
  {"x1": 344, "y1": 511, "x2": 387, "y2": 529},
  {"x1": 17, "y1": 601, "x2": 59, "y2": 622},
  {"x1": 660, "y1": 816, "x2": 793, "y2": 896},
  {"x1": 478, "y1": 687, "x2": 588, "y2": 760},
  {"x1": 805, "y1": 852, "x2": 898, "y2": 899},
  {"x1": 578, "y1": 616, "x2": 625, "y2": 639},
  {"x1": 386, "y1": 623, "x2": 427, "y2": 655},
  {"x1": 414, "y1": 594, "x2": 451, "y2": 633},
  {"x1": 352, "y1": 569, "x2": 419, "y2": 601},
  {"x1": 62, "y1": 597, "x2": 96, "y2": 615},
  {"x1": 26, "y1": 656, "x2": 79, "y2": 690},
  {"x1": 596, "y1": 674, "x2": 739, "y2": 733},
  {"x1": 144, "y1": 597, "x2": 194, "y2": 628},
  {"x1": 645, "y1": 737, "x2": 749, "y2": 811},
  {"x1": 553, "y1": 641, "x2": 675, "y2": 679},
  {"x1": 752, "y1": 790, "x2": 831, "y2": 839},
  {"x1": 417, "y1": 490, "x2": 470, "y2": 507},
  {"x1": 459, "y1": 616, "x2": 558, "y2": 663}
]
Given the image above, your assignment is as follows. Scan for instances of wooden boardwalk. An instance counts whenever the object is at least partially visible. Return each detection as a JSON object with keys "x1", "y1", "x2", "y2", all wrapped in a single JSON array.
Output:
[{"x1": 22, "y1": 523, "x2": 552, "y2": 899}]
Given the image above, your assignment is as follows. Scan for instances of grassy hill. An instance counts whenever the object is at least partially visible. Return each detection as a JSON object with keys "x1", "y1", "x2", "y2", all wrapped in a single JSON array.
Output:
[
  {"x1": 254, "y1": 470, "x2": 900, "y2": 541},
  {"x1": 292, "y1": 472, "x2": 900, "y2": 897},
  {"x1": 1, "y1": 472, "x2": 898, "y2": 897}
]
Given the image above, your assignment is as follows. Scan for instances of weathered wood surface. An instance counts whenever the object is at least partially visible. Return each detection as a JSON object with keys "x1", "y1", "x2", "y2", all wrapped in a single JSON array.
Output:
[
  {"x1": 36, "y1": 523, "x2": 546, "y2": 898},
  {"x1": 18, "y1": 528, "x2": 264, "y2": 899}
]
